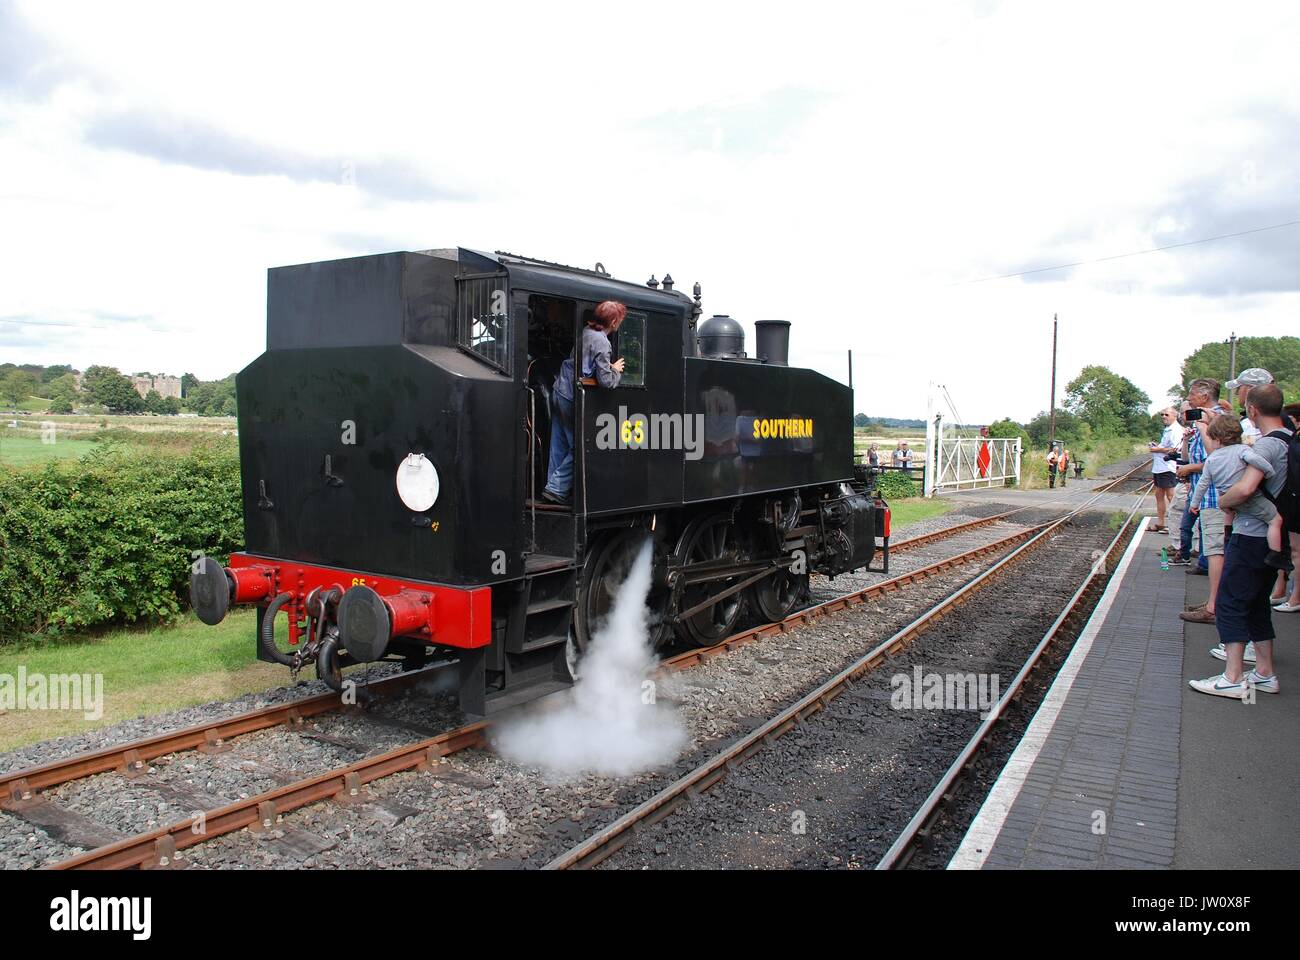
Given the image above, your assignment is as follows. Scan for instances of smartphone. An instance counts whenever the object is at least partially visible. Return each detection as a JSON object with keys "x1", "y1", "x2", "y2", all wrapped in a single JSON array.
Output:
[{"x1": 1185, "y1": 408, "x2": 1203, "y2": 421}]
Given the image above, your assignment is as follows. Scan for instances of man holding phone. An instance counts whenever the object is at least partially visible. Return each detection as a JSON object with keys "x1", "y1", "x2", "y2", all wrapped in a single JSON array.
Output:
[{"x1": 1178, "y1": 379, "x2": 1227, "y2": 624}]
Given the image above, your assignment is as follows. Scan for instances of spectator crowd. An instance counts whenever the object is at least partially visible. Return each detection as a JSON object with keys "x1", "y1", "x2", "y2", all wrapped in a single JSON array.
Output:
[{"x1": 1152, "y1": 368, "x2": 1299, "y2": 700}]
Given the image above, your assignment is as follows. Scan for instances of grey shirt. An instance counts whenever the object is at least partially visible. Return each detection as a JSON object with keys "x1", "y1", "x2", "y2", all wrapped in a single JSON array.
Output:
[
  {"x1": 1230, "y1": 429, "x2": 1290, "y2": 537},
  {"x1": 1193, "y1": 444, "x2": 1276, "y2": 527},
  {"x1": 554, "y1": 327, "x2": 620, "y2": 401}
]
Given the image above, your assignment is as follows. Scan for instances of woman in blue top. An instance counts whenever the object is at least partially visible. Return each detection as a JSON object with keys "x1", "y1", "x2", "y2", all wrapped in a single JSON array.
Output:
[{"x1": 542, "y1": 300, "x2": 626, "y2": 504}]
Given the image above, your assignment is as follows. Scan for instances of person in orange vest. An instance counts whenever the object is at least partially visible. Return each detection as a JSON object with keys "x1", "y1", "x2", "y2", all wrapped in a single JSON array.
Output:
[{"x1": 1059, "y1": 447, "x2": 1070, "y2": 486}]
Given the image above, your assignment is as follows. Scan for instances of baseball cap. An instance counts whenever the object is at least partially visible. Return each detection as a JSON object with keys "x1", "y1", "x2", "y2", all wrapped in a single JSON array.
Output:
[{"x1": 1225, "y1": 367, "x2": 1273, "y2": 390}]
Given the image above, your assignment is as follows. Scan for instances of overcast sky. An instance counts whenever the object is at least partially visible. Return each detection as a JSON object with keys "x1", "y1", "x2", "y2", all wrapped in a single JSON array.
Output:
[{"x1": 1, "y1": 0, "x2": 1296, "y2": 422}]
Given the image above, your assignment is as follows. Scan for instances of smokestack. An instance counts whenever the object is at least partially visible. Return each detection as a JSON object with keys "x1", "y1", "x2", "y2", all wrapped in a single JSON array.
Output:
[{"x1": 754, "y1": 320, "x2": 790, "y2": 366}]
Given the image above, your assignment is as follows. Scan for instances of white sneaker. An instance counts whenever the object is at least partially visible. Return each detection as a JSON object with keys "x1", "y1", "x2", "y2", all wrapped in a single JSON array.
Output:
[
  {"x1": 1274, "y1": 602, "x2": 1300, "y2": 614},
  {"x1": 1248, "y1": 670, "x2": 1280, "y2": 694},
  {"x1": 1210, "y1": 642, "x2": 1256, "y2": 663},
  {"x1": 1189, "y1": 673, "x2": 1252, "y2": 699}
]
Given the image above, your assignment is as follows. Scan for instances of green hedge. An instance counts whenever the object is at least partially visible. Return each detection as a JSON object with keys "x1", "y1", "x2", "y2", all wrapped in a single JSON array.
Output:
[
  {"x1": 0, "y1": 441, "x2": 242, "y2": 641},
  {"x1": 875, "y1": 470, "x2": 919, "y2": 499}
]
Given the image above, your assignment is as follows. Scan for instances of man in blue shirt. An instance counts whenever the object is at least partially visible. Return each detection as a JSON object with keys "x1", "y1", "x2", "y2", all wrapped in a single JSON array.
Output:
[{"x1": 1178, "y1": 379, "x2": 1227, "y2": 625}]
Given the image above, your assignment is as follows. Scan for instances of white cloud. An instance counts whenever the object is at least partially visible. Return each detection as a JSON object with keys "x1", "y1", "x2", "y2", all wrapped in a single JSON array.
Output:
[{"x1": 1, "y1": 0, "x2": 1298, "y2": 419}]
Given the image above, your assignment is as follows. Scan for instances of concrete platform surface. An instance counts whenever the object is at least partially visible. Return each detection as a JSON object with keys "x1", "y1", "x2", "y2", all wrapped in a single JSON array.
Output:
[{"x1": 949, "y1": 521, "x2": 1299, "y2": 870}]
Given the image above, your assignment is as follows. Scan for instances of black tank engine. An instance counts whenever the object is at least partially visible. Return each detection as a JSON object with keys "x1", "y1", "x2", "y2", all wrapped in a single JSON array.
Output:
[{"x1": 189, "y1": 248, "x2": 889, "y2": 715}]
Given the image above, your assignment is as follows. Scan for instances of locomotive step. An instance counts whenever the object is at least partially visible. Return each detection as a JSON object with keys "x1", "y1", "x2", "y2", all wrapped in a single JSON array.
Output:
[
  {"x1": 524, "y1": 554, "x2": 577, "y2": 574},
  {"x1": 483, "y1": 678, "x2": 572, "y2": 715},
  {"x1": 526, "y1": 597, "x2": 577, "y2": 615},
  {"x1": 526, "y1": 498, "x2": 572, "y2": 513},
  {"x1": 515, "y1": 633, "x2": 570, "y2": 654}
]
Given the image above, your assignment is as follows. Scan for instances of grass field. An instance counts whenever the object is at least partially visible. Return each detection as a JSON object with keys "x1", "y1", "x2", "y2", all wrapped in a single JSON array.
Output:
[
  {"x1": 2, "y1": 411, "x2": 235, "y2": 435},
  {"x1": 0, "y1": 611, "x2": 298, "y2": 751},
  {"x1": 854, "y1": 430, "x2": 927, "y2": 461},
  {"x1": 887, "y1": 496, "x2": 955, "y2": 529},
  {"x1": 0, "y1": 431, "x2": 100, "y2": 465},
  {"x1": 0, "y1": 414, "x2": 236, "y2": 466},
  {"x1": 16, "y1": 396, "x2": 52, "y2": 413}
]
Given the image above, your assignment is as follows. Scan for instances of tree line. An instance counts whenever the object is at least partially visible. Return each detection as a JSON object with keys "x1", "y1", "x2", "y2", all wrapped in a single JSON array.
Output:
[
  {"x1": 983, "y1": 335, "x2": 1300, "y2": 449},
  {"x1": 853, "y1": 415, "x2": 926, "y2": 429},
  {"x1": 0, "y1": 362, "x2": 237, "y2": 416}
]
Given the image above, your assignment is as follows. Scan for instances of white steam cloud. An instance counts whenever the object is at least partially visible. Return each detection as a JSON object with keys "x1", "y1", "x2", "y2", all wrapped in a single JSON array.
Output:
[{"x1": 493, "y1": 539, "x2": 687, "y2": 778}]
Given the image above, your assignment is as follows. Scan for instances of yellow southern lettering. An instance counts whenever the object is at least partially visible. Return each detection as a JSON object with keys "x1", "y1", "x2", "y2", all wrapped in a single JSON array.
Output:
[{"x1": 751, "y1": 417, "x2": 815, "y2": 439}]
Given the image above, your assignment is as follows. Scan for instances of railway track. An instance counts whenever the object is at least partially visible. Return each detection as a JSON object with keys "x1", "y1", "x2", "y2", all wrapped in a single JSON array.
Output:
[
  {"x1": 3, "y1": 462, "x2": 1149, "y2": 870},
  {"x1": 29, "y1": 517, "x2": 1043, "y2": 869},
  {"x1": 544, "y1": 472, "x2": 1152, "y2": 870},
  {"x1": 0, "y1": 667, "x2": 435, "y2": 808},
  {"x1": 876, "y1": 483, "x2": 1151, "y2": 869}
]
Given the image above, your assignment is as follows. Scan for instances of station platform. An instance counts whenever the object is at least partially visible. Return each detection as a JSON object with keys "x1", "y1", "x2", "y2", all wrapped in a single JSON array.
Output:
[{"x1": 950, "y1": 519, "x2": 1300, "y2": 869}]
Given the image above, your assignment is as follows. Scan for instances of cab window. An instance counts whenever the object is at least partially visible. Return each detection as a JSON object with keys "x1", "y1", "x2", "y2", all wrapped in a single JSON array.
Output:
[
  {"x1": 612, "y1": 311, "x2": 646, "y2": 387},
  {"x1": 456, "y1": 273, "x2": 511, "y2": 374}
]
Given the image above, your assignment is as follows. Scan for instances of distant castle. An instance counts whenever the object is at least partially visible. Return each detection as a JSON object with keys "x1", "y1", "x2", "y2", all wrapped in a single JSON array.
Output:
[{"x1": 131, "y1": 374, "x2": 182, "y2": 399}]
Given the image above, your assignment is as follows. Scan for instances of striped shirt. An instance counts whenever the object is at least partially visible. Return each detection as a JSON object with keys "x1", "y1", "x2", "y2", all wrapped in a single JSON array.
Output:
[{"x1": 1188, "y1": 427, "x2": 1219, "y2": 509}]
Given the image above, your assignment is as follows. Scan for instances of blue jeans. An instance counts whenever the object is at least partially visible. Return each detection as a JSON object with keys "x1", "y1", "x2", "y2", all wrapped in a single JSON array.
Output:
[
  {"x1": 1179, "y1": 500, "x2": 1198, "y2": 556},
  {"x1": 544, "y1": 392, "x2": 574, "y2": 498}
]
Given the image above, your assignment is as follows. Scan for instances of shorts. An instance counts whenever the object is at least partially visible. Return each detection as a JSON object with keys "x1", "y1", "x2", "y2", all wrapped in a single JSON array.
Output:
[
  {"x1": 1153, "y1": 472, "x2": 1177, "y2": 489},
  {"x1": 1199, "y1": 507, "x2": 1225, "y2": 557}
]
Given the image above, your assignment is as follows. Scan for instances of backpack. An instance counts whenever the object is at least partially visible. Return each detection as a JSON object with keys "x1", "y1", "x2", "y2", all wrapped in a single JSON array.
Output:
[{"x1": 1260, "y1": 428, "x2": 1299, "y2": 526}]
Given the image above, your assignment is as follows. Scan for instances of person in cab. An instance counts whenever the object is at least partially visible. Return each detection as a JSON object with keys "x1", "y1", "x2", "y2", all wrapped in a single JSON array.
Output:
[{"x1": 543, "y1": 300, "x2": 626, "y2": 505}]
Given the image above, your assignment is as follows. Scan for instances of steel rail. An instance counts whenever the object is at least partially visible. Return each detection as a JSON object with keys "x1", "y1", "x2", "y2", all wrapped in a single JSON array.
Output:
[
  {"x1": 1, "y1": 665, "x2": 445, "y2": 808},
  {"x1": 890, "y1": 460, "x2": 1146, "y2": 553},
  {"x1": 49, "y1": 723, "x2": 489, "y2": 870},
  {"x1": 1091, "y1": 461, "x2": 1153, "y2": 492},
  {"x1": 875, "y1": 481, "x2": 1153, "y2": 869},
  {"x1": 542, "y1": 476, "x2": 1148, "y2": 870}
]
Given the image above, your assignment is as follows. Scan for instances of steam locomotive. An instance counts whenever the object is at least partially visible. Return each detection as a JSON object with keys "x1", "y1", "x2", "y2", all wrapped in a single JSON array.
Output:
[{"x1": 189, "y1": 248, "x2": 889, "y2": 715}]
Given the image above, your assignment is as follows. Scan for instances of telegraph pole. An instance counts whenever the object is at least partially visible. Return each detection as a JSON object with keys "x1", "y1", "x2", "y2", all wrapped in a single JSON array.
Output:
[
  {"x1": 1049, "y1": 314, "x2": 1058, "y2": 446},
  {"x1": 1227, "y1": 332, "x2": 1238, "y2": 381}
]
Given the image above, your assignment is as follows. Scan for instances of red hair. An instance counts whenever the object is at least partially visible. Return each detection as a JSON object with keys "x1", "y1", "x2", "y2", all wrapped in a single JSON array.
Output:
[{"x1": 591, "y1": 300, "x2": 627, "y2": 332}]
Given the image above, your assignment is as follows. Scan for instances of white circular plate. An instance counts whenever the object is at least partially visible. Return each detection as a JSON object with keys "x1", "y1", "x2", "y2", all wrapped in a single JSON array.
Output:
[{"x1": 396, "y1": 453, "x2": 439, "y2": 512}]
